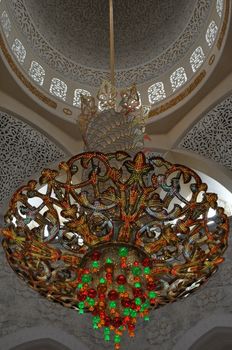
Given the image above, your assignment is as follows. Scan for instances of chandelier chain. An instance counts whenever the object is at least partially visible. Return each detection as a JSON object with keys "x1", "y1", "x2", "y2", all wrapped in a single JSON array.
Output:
[{"x1": 109, "y1": 0, "x2": 115, "y2": 86}]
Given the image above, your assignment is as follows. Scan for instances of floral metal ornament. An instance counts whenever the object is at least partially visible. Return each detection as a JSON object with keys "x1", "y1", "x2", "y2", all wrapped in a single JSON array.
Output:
[{"x1": 1, "y1": 150, "x2": 229, "y2": 349}]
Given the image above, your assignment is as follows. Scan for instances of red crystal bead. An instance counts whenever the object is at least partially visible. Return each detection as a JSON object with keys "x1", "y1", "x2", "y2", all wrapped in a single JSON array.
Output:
[
  {"x1": 123, "y1": 316, "x2": 130, "y2": 324},
  {"x1": 106, "y1": 272, "x2": 112, "y2": 280},
  {"x1": 142, "y1": 257, "x2": 151, "y2": 267},
  {"x1": 105, "y1": 316, "x2": 111, "y2": 326},
  {"x1": 108, "y1": 290, "x2": 119, "y2": 300},
  {"x1": 133, "y1": 288, "x2": 143, "y2": 297},
  {"x1": 99, "y1": 293, "x2": 106, "y2": 301},
  {"x1": 128, "y1": 323, "x2": 135, "y2": 331},
  {"x1": 147, "y1": 282, "x2": 156, "y2": 291},
  {"x1": 92, "y1": 307, "x2": 99, "y2": 316},
  {"x1": 117, "y1": 274, "x2": 127, "y2": 285},
  {"x1": 88, "y1": 288, "x2": 97, "y2": 298},
  {"x1": 78, "y1": 291, "x2": 87, "y2": 301},
  {"x1": 121, "y1": 297, "x2": 131, "y2": 308},
  {"x1": 99, "y1": 311, "x2": 105, "y2": 319},
  {"x1": 150, "y1": 298, "x2": 156, "y2": 305},
  {"x1": 91, "y1": 251, "x2": 101, "y2": 261},
  {"x1": 113, "y1": 317, "x2": 122, "y2": 328},
  {"x1": 133, "y1": 261, "x2": 139, "y2": 266},
  {"x1": 130, "y1": 301, "x2": 136, "y2": 309}
]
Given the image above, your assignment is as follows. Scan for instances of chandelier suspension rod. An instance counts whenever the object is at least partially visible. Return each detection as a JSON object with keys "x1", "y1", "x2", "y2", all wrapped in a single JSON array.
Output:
[{"x1": 109, "y1": 0, "x2": 115, "y2": 86}]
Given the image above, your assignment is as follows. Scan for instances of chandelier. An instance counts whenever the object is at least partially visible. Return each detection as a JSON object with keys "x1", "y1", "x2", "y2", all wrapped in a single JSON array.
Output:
[{"x1": 0, "y1": 1, "x2": 229, "y2": 349}]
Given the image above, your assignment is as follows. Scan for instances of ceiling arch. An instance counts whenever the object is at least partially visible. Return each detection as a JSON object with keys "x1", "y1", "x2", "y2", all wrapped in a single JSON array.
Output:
[
  {"x1": 10, "y1": 338, "x2": 71, "y2": 350},
  {"x1": 190, "y1": 327, "x2": 232, "y2": 350}
]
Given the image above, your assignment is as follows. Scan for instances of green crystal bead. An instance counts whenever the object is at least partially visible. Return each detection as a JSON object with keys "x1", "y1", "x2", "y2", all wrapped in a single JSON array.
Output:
[
  {"x1": 132, "y1": 266, "x2": 142, "y2": 276},
  {"x1": 130, "y1": 309, "x2": 137, "y2": 318},
  {"x1": 149, "y1": 291, "x2": 157, "y2": 299},
  {"x1": 109, "y1": 301, "x2": 116, "y2": 309},
  {"x1": 134, "y1": 282, "x2": 141, "y2": 288},
  {"x1": 79, "y1": 309, "x2": 85, "y2": 314},
  {"x1": 77, "y1": 283, "x2": 83, "y2": 289},
  {"x1": 99, "y1": 277, "x2": 106, "y2": 284},
  {"x1": 123, "y1": 308, "x2": 130, "y2": 316},
  {"x1": 118, "y1": 285, "x2": 125, "y2": 293},
  {"x1": 119, "y1": 247, "x2": 128, "y2": 257},
  {"x1": 93, "y1": 316, "x2": 100, "y2": 325},
  {"x1": 78, "y1": 302, "x2": 85, "y2": 309},
  {"x1": 82, "y1": 274, "x2": 92, "y2": 283},
  {"x1": 135, "y1": 297, "x2": 142, "y2": 305},
  {"x1": 144, "y1": 267, "x2": 151, "y2": 274},
  {"x1": 104, "y1": 327, "x2": 110, "y2": 334},
  {"x1": 104, "y1": 335, "x2": 110, "y2": 342},
  {"x1": 106, "y1": 258, "x2": 113, "y2": 264},
  {"x1": 144, "y1": 316, "x2": 150, "y2": 321},
  {"x1": 92, "y1": 261, "x2": 100, "y2": 268},
  {"x1": 114, "y1": 335, "x2": 121, "y2": 343},
  {"x1": 88, "y1": 298, "x2": 95, "y2": 307}
]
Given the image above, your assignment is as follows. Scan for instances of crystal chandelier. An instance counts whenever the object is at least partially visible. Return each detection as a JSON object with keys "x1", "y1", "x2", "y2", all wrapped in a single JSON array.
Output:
[{"x1": 0, "y1": 1, "x2": 229, "y2": 349}]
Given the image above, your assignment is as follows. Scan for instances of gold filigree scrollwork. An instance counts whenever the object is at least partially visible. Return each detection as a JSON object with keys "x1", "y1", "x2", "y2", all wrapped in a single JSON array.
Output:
[{"x1": 1, "y1": 152, "x2": 229, "y2": 308}]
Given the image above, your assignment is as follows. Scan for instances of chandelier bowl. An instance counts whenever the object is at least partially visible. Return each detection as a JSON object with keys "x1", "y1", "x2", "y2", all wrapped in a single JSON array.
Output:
[{"x1": 1, "y1": 151, "x2": 229, "y2": 348}]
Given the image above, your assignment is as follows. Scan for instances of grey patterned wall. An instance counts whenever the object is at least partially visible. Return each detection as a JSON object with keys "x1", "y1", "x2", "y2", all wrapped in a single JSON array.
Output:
[
  {"x1": 0, "y1": 111, "x2": 67, "y2": 213},
  {"x1": 178, "y1": 94, "x2": 232, "y2": 171}
]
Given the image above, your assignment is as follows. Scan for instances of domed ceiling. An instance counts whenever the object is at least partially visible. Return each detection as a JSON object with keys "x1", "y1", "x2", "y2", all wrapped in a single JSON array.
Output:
[
  {"x1": 8, "y1": 0, "x2": 212, "y2": 85},
  {"x1": 24, "y1": 0, "x2": 197, "y2": 71}
]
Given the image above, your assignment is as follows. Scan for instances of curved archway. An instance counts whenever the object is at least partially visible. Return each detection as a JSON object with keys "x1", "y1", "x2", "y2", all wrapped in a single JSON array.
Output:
[
  {"x1": 10, "y1": 338, "x2": 71, "y2": 350},
  {"x1": 189, "y1": 327, "x2": 232, "y2": 350},
  {"x1": 0, "y1": 326, "x2": 89, "y2": 350},
  {"x1": 173, "y1": 313, "x2": 232, "y2": 350}
]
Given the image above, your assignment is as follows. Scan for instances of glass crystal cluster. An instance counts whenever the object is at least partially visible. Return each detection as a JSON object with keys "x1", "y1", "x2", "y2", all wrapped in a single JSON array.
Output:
[{"x1": 78, "y1": 245, "x2": 156, "y2": 349}]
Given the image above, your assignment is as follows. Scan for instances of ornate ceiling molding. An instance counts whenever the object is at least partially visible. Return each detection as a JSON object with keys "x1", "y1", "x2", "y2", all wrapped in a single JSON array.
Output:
[
  {"x1": 148, "y1": 70, "x2": 206, "y2": 118},
  {"x1": 0, "y1": 33, "x2": 57, "y2": 109},
  {"x1": 178, "y1": 93, "x2": 232, "y2": 171}
]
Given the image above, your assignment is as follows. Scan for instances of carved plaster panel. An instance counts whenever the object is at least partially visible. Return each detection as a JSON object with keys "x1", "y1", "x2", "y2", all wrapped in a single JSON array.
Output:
[
  {"x1": 0, "y1": 111, "x2": 67, "y2": 212},
  {"x1": 178, "y1": 94, "x2": 232, "y2": 171},
  {"x1": 6, "y1": 0, "x2": 211, "y2": 86}
]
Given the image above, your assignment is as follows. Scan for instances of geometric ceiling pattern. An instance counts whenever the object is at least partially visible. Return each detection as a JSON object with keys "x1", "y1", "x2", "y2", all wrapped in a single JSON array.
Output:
[
  {"x1": 0, "y1": 111, "x2": 67, "y2": 213},
  {"x1": 178, "y1": 93, "x2": 232, "y2": 171}
]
